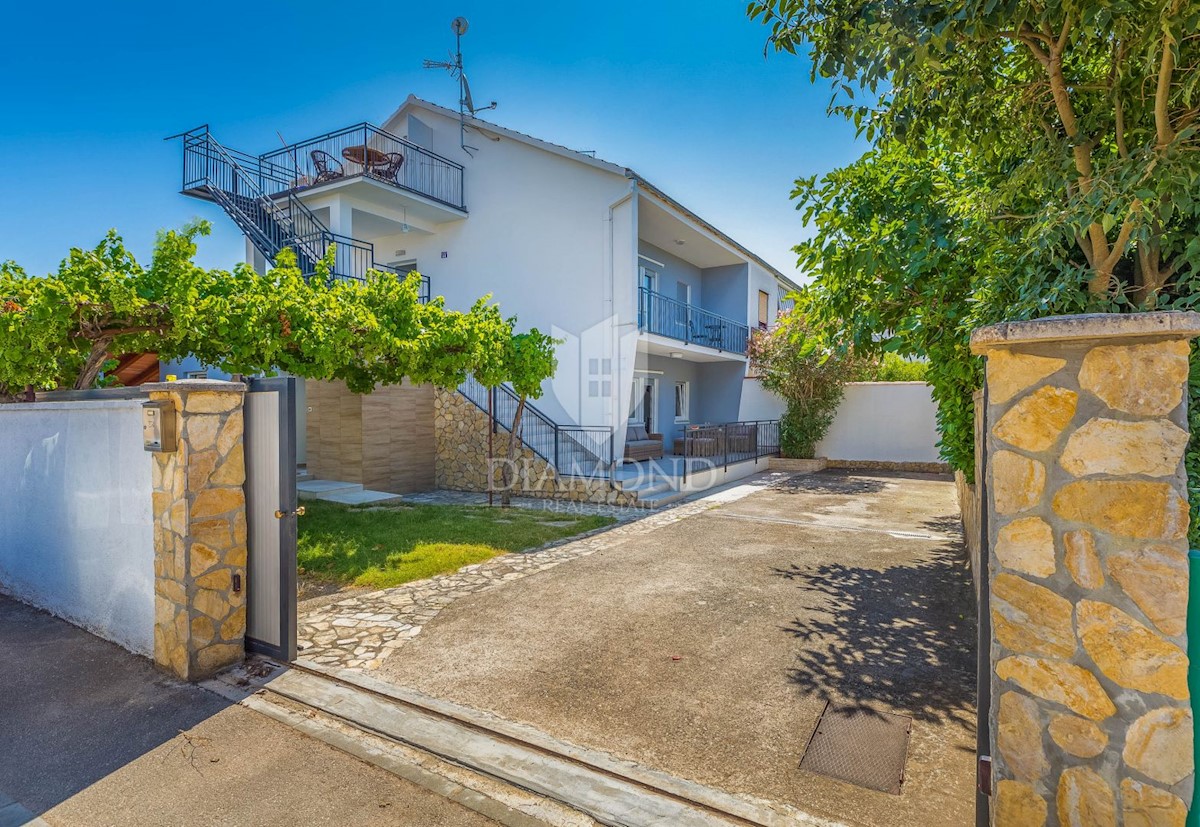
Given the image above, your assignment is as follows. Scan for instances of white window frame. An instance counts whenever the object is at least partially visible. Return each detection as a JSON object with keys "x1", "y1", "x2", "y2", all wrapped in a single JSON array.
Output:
[
  {"x1": 638, "y1": 264, "x2": 659, "y2": 294},
  {"x1": 674, "y1": 381, "x2": 690, "y2": 423},
  {"x1": 629, "y1": 376, "x2": 658, "y2": 430}
]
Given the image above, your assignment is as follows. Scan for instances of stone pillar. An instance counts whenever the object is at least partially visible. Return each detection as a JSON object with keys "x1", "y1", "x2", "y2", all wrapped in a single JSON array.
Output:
[
  {"x1": 144, "y1": 380, "x2": 248, "y2": 680},
  {"x1": 971, "y1": 312, "x2": 1200, "y2": 826}
]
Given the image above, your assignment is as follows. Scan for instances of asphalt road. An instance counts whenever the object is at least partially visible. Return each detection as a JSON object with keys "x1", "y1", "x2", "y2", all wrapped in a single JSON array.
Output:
[{"x1": 0, "y1": 594, "x2": 495, "y2": 827}]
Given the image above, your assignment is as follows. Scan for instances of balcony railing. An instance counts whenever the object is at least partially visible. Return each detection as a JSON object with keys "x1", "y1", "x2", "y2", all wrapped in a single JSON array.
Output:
[
  {"x1": 259, "y1": 123, "x2": 465, "y2": 211},
  {"x1": 679, "y1": 419, "x2": 781, "y2": 481},
  {"x1": 637, "y1": 287, "x2": 750, "y2": 355}
]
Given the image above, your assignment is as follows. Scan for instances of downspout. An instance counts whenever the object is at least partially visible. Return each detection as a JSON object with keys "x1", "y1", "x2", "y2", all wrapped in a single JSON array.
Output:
[{"x1": 606, "y1": 179, "x2": 638, "y2": 474}]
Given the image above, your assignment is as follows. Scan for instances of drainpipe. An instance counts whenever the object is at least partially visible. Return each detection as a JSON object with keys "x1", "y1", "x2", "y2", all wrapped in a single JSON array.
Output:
[{"x1": 606, "y1": 180, "x2": 638, "y2": 474}]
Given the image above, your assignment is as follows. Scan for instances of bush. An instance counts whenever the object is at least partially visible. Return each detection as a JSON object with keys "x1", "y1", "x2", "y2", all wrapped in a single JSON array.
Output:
[
  {"x1": 748, "y1": 311, "x2": 860, "y2": 458},
  {"x1": 858, "y1": 353, "x2": 929, "y2": 383}
]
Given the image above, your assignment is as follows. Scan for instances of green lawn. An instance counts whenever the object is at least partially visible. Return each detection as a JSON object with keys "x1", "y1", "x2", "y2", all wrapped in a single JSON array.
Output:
[{"x1": 297, "y1": 500, "x2": 616, "y2": 591}]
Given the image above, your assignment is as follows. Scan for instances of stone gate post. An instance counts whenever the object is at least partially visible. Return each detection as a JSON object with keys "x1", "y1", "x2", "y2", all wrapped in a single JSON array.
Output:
[
  {"x1": 143, "y1": 379, "x2": 248, "y2": 680},
  {"x1": 971, "y1": 311, "x2": 1200, "y2": 825}
]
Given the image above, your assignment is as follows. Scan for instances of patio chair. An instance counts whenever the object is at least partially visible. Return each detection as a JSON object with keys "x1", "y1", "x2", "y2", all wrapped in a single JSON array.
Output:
[
  {"x1": 377, "y1": 152, "x2": 405, "y2": 183},
  {"x1": 310, "y1": 150, "x2": 344, "y2": 184}
]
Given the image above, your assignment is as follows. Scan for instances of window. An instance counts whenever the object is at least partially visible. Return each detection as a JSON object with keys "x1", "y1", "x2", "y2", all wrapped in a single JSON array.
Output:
[
  {"x1": 639, "y1": 265, "x2": 659, "y2": 293},
  {"x1": 587, "y1": 358, "x2": 611, "y2": 397},
  {"x1": 186, "y1": 370, "x2": 208, "y2": 380},
  {"x1": 758, "y1": 291, "x2": 770, "y2": 331},
  {"x1": 630, "y1": 377, "x2": 657, "y2": 428},
  {"x1": 674, "y1": 381, "x2": 689, "y2": 423}
]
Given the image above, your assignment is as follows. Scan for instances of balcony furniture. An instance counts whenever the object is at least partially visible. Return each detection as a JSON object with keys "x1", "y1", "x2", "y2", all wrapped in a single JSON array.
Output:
[
  {"x1": 726, "y1": 423, "x2": 758, "y2": 454},
  {"x1": 674, "y1": 436, "x2": 720, "y2": 457},
  {"x1": 624, "y1": 424, "x2": 664, "y2": 461},
  {"x1": 342, "y1": 145, "x2": 389, "y2": 172},
  {"x1": 310, "y1": 150, "x2": 344, "y2": 184},
  {"x1": 377, "y1": 152, "x2": 405, "y2": 182},
  {"x1": 637, "y1": 287, "x2": 750, "y2": 356},
  {"x1": 257, "y1": 123, "x2": 466, "y2": 211}
]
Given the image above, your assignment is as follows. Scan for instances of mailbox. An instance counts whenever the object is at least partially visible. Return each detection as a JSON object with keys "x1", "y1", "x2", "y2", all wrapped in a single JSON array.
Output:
[{"x1": 141, "y1": 400, "x2": 178, "y2": 453}]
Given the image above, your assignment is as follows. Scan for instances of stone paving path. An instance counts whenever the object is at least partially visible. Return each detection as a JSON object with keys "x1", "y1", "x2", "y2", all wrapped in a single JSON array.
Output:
[
  {"x1": 387, "y1": 490, "x2": 646, "y2": 521},
  {"x1": 295, "y1": 473, "x2": 793, "y2": 671}
]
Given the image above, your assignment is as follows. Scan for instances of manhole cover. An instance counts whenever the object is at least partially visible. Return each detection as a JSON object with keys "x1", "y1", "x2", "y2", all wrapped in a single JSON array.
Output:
[{"x1": 799, "y1": 704, "x2": 912, "y2": 794}]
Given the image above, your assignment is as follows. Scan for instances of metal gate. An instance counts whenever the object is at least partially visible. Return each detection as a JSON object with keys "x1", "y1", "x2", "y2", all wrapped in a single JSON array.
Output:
[{"x1": 243, "y1": 377, "x2": 298, "y2": 662}]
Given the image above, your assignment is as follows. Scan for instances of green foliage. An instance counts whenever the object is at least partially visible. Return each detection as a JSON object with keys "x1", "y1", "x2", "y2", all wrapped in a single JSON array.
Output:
[
  {"x1": 748, "y1": 310, "x2": 860, "y2": 458},
  {"x1": 0, "y1": 225, "x2": 553, "y2": 399},
  {"x1": 0, "y1": 229, "x2": 186, "y2": 398},
  {"x1": 792, "y1": 146, "x2": 988, "y2": 475},
  {"x1": 296, "y1": 500, "x2": 614, "y2": 591},
  {"x1": 750, "y1": 0, "x2": 1200, "y2": 303},
  {"x1": 857, "y1": 353, "x2": 929, "y2": 383},
  {"x1": 751, "y1": 0, "x2": 1200, "y2": 497}
]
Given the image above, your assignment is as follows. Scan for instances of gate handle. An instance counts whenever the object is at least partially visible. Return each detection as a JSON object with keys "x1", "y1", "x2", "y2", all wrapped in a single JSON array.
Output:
[{"x1": 274, "y1": 506, "x2": 306, "y2": 519}]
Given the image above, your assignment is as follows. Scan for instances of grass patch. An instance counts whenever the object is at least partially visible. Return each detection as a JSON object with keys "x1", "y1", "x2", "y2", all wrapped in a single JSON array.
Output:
[{"x1": 297, "y1": 500, "x2": 616, "y2": 591}]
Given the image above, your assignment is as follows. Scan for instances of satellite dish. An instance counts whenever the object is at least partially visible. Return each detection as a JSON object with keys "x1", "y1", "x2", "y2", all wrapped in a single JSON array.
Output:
[{"x1": 451, "y1": 16, "x2": 469, "y2": 35}]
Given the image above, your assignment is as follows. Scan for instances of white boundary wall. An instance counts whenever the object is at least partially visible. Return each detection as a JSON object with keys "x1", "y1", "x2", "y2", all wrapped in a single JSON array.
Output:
[
  {"x1": 816, "y1": 382, "x2": 941, "y2": 464},
  {"x1": 0, "y1": 399, "x2": 155, "y2": 655}
]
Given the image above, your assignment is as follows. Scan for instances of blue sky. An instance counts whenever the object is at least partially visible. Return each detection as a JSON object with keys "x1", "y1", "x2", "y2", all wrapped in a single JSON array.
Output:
[{"x1": 0, "y1": 1, "x2": 865, "y2": 280}]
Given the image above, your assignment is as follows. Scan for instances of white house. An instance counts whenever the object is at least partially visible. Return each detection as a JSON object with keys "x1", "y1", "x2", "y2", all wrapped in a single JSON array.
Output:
[{"x1": 171, "y1": 96, "x2": 799, "y2": 501}]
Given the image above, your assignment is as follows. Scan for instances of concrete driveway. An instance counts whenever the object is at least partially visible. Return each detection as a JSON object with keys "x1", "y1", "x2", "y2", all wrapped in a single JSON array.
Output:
[
  {"x1": 0, "y1": 595, "x2": 495, "y2": 827},
  {"x1": 377, "y1": 471, "x2": 977, "y2": 826}
]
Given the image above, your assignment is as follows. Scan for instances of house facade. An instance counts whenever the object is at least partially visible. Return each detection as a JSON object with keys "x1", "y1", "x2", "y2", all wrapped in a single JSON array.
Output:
[{"x1": 171, "y1": 96, "x2": 795, "y2": 501}]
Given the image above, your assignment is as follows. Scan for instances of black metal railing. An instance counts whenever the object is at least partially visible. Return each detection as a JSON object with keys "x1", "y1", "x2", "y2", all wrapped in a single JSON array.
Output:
[
  {"x1": 637, "y1": 288, "x2": 750, "y2": 354},
  {"x1": 178, "y1": 127, "x2": 429, "y2": 298},
  {"x1": 259, "y1": 123, "x2": 466, "y2": 211},
  {"x1": 679, "y1": 419, "x2": 781, "y2": 480},
  {"x1": 457, "y1": 375, "x2": 614, "y2": 478}
]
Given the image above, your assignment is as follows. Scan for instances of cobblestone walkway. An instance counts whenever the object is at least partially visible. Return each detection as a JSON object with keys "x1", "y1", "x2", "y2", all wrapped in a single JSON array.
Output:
[
  {"x1": 295, "y1": 473, "x2": 791, "y2": 671},
  {"x1": 386, "y1": 490, "x2": 646, "y2": 521}
]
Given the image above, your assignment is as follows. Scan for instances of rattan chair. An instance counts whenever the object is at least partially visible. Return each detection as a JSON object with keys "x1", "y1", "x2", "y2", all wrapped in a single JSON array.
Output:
[
  {"x1": 378, "y1": 152, "x2": 405, "y2": 182},
  {"x1": 311, "y1": 150, "x2": 344, "y2": 184}
]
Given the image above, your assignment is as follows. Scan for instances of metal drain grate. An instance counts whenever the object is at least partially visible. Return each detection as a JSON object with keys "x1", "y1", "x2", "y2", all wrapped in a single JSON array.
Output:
[{"x1": 799, "y1": 704, "x2": 912, "y2": 794}]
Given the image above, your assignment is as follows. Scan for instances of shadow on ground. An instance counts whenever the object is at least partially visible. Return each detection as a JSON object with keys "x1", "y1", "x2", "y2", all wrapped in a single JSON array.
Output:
[
  {"x1": 769, "y1": 471, "x2": 889, "y2": 496},
  {"x1": 0, "y1": 595, "x2": 231, "y2": 815},
  {"x1": 775, "y1": 516, "x2": 976, "y2": 729}
]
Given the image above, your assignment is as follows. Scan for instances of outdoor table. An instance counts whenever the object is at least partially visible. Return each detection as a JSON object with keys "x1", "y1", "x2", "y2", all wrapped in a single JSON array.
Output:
[{"x1": 341, "y1": 145, "x2": 388, "y2": 171}]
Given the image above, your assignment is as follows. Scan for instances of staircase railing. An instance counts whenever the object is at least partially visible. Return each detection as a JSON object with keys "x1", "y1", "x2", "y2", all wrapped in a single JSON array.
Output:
[
  {"x1": 177, "y1": 126, "x2": 425, "y2": 296},
  {"x1": 457, "y1": 375, "x2": 614, "y2": 478}
]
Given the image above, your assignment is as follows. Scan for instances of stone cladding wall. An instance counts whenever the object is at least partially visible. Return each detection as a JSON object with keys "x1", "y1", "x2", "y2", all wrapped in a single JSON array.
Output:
[
  {"x1": 971, "y1": 312, "x2": 1200, "y2": 826},
  {"x1": 145, "y1": 380, "x2": 248, "y2": 680},
  {"x1": 433, "y1": 389, "x2": 637, "y2": 507}
]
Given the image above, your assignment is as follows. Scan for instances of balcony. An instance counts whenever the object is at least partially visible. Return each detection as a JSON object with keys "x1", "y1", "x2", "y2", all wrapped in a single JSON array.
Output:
[
  {"x1": 258, "y1": 123, "x2": 465, "y2": 212},
  {"x1": 637, "y1": 287, "x2": 749, "y2": 355}
]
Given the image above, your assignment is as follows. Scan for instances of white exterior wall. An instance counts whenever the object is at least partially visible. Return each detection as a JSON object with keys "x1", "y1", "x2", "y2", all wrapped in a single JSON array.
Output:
[
  {"x1": 747, "y1": 262, "x2": 783, "y2": 330},
  {"x1": 0, "y1": 400, "x2": 155, "y2": 655},
  {"x1": 738, "y1": 377, "x2": 786, "y2": 422},
  {"x1": 372, "y1": 107, "x2": 635, "y2": 429},
  {"x1": 816, "y1": 382, "x2": 941, "y2": 464}
]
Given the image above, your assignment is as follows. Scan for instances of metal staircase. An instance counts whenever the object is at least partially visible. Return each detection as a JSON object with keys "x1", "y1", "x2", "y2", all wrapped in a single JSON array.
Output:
[
  {"x1": 174, "y1": 126, "x2": 427, "y2": 298},
  {"x1": 456, "y1": 375, "x2": 614, "y2": 478}
]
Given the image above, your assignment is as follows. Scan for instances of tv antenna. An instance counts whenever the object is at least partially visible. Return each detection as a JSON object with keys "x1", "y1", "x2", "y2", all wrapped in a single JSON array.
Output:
[{"x1": 423, "y1": 16, "x2": 497, "y2": 155}]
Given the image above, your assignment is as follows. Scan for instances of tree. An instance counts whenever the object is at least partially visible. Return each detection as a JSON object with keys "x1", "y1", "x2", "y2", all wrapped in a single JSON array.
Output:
[
  {"x1": 749, "y1": 0, "x2": 1200, "y2": 540},
  {"x1": 748, "y1": 310, "x2": 860, "y2": 458},
  {"x1": 750, "y1": 0, "x2": 1200, "y2": 306},
  {"x1": 474, "y1": 326, "x2": 559, "y2": 506},
  {"x1": 791, "y1": 144, "x2": 995, "y2": 473},
  {"x1": 0, "y1": 224, "x2": 541, "y2": 400}
]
